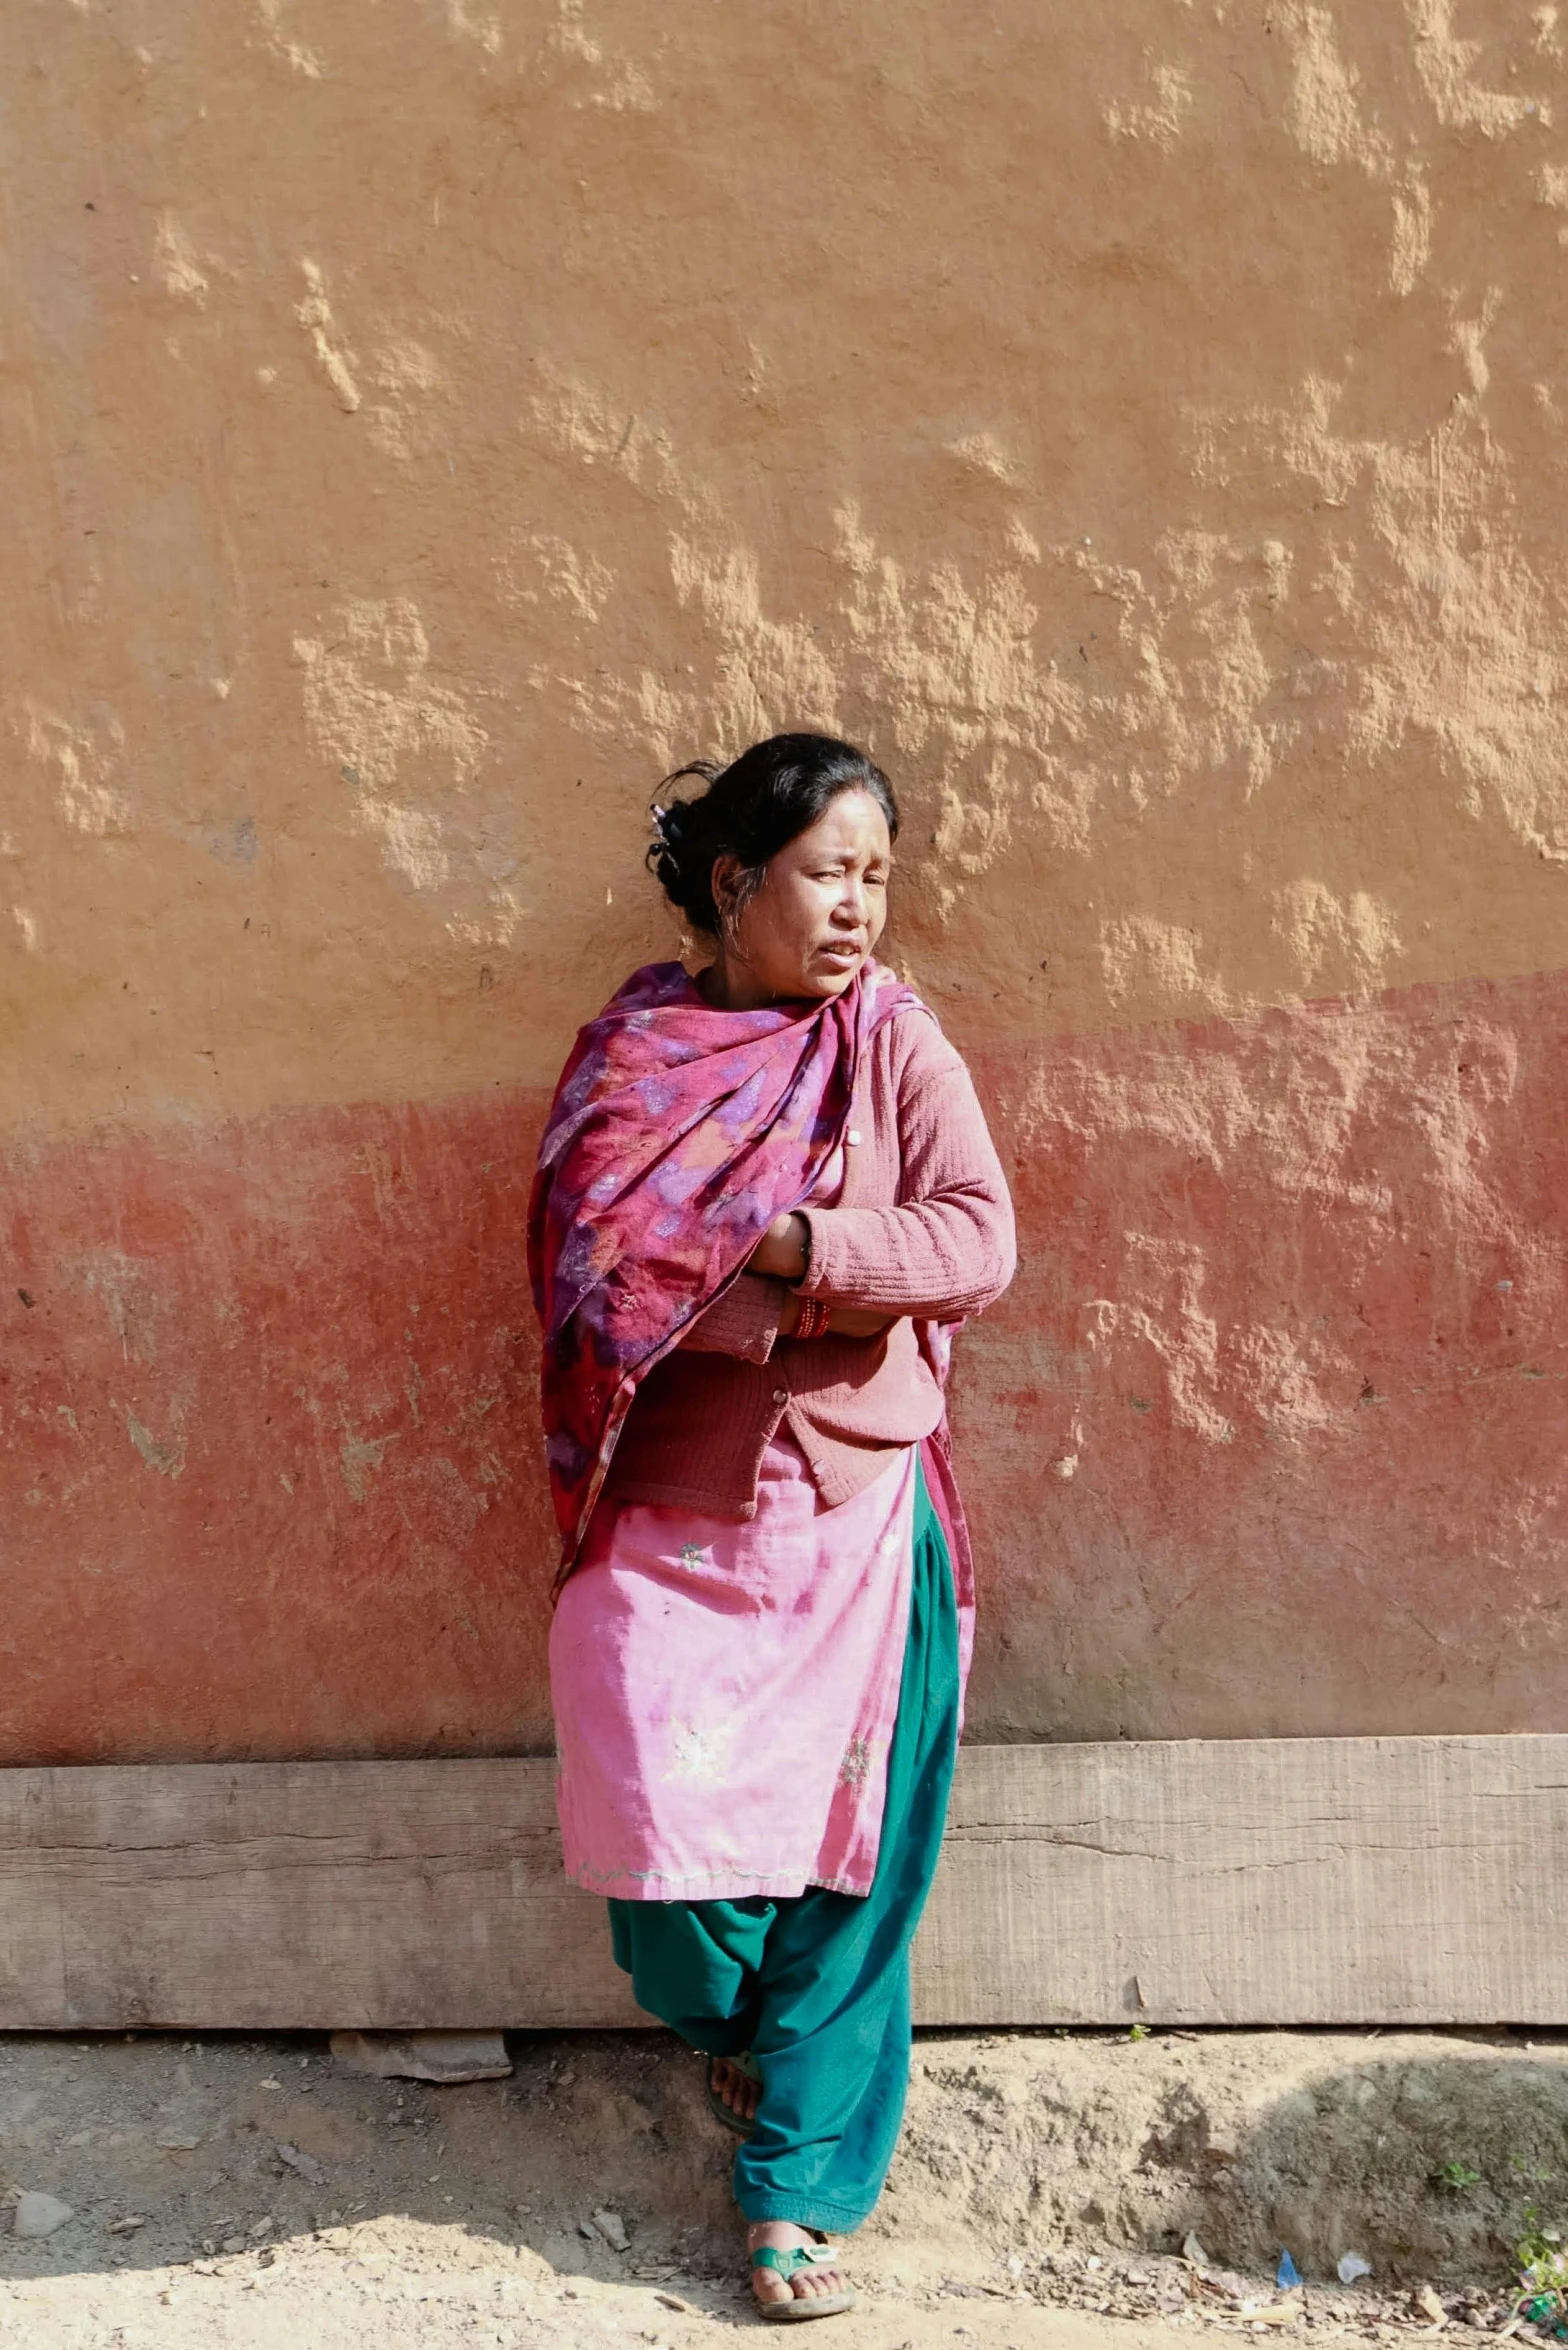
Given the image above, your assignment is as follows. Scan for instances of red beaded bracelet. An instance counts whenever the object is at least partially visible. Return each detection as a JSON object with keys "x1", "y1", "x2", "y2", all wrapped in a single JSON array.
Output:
[{"x1": 792, "y1": 1295, "x2": 831, "y2": 1341}]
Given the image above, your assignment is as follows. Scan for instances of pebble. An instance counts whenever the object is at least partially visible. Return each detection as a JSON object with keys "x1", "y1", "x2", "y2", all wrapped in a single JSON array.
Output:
[
  {"x1": 593, "y1": 2208, "x2": 631, "y2": 2252},
  {"x1": 14, "y1": 2193, "x2": 75, "y2": 2238}
]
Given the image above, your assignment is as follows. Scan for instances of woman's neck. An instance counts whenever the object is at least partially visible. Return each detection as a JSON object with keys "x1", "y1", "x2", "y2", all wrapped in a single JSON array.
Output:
[{"x1": 698, "y1": 950, "x2": 779, "y2": 1013}]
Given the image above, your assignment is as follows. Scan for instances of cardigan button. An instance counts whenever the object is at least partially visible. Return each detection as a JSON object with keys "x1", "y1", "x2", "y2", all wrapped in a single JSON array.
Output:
[
  {"x1": 847, "y1": 1129, "x2": 862, "y2": 1145},
  {"x1": 772, "y1": 1387, "x2": 788, "y2": 1405}
]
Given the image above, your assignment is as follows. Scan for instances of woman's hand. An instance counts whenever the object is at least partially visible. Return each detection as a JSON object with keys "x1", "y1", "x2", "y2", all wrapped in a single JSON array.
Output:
[
  {"x1": 778, "y1": 1294, "x2": 896, "y2": 1340},
  {"x1": 824, "y1": 1305, "x2": 898, "y2": 1338},
  {"x1": 747, "y1": 1213, "x2": 811, "y2": 1281},
  {"x1": 750, "y1": 1216, "x2": 895, "y2": 1338}
]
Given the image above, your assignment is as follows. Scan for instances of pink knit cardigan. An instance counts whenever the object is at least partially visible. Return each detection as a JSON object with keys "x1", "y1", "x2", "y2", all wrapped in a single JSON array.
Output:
[{"x1": 604, "y1": 1002, "x2": 1016, "y2": 1517}]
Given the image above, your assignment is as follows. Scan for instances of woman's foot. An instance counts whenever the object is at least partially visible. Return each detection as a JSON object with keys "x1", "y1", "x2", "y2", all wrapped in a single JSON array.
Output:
[
  {"x1": 710, "y1": 2054, "x2": 761, "y2": 2124},
  {"x1": 747, "y1": 2221, "x2": 851, "y2": 2313}
]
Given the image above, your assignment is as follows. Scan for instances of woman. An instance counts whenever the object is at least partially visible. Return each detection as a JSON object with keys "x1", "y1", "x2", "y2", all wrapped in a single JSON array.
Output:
[{"x1": 529, "y1": 734, "x2": 1015, "y2": 2320}]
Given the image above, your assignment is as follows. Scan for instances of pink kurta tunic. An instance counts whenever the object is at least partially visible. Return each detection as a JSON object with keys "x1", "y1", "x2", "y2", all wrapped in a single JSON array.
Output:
[{"x1": 550, "y1": 1434, "x2": 916, "y2": 1900}]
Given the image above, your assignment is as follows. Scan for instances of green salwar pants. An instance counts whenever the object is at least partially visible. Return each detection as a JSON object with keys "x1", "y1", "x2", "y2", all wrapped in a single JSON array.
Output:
[{"x1": 607, "y1": 1455, "x2": 960, "y2": 2233}]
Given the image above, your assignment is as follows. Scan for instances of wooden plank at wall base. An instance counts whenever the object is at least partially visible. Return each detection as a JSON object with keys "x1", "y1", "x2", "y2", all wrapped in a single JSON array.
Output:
[
  {"x1": 0, "y1": 1736, "x2": 1563, "y2": 2031},
  {"x1": 928, "y1": 1737, "x2": 1568, "y2": 2026},
  {"x1": 0, "y1": 1757, "x2": 634, "y2": 2035}
]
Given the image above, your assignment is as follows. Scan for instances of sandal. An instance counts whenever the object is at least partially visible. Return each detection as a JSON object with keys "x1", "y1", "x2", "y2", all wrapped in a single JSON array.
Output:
[
  {"x1": 705, "y1": 2049, "x2": 762, "y2": 2136},
  {"x1": 751, "y1": 2237, "x2": 856, "y2": 2322}
]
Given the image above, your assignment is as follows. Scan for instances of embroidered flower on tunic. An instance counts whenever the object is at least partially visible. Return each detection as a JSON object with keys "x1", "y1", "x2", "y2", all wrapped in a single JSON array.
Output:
[
  {"x1": 839, "y1": 1736, "x2": 872, "y2": 1790},
  {"x1": 665, "y1": 1716, "x2": 738, "y2": 1783},
  {"x1": 679, "y1": 1541, "x2": 706, "y2": 1568}
]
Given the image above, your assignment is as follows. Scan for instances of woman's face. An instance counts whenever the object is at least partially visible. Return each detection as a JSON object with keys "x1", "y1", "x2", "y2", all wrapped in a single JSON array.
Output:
[{"x1": 712, "y1": 788, "x2": 893, "y2": 1006}]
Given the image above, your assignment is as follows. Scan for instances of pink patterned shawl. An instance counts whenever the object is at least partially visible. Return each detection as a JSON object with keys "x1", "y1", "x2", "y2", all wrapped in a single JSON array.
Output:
[{"x1": 528, "y1": 957, "x2": 923, "y2": 1574}]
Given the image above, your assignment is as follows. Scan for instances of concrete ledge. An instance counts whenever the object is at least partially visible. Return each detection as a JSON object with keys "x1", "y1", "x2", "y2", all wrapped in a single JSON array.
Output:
[{"x1": 1, "y1": 1736, "x2": 1564, "y2": 2029}]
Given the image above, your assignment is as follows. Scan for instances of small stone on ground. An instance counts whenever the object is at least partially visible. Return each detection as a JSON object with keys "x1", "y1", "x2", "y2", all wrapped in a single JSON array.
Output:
[{"x1": 13, "y1": 2192, "x2": 75, "y2": 2238}]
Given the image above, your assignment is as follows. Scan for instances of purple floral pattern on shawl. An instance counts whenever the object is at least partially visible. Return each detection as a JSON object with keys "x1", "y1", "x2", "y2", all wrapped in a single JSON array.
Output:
[{"x1": 528, "y1": 958, "x2": 921, "y2": 1570}]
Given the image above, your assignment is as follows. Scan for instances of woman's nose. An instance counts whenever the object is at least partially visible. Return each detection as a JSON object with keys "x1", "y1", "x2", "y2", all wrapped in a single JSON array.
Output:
[{"x1": 836, "y1": 877, "x2": 869, "y2": 927}]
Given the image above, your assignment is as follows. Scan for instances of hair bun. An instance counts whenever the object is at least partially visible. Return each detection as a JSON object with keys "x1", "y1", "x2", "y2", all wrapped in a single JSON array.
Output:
[{"x1": 647, "y1": 793, "x2": 703, "y2": 919}]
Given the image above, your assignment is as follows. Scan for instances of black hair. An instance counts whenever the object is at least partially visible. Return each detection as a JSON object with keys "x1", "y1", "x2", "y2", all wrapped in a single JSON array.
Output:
[{"x1": 647, "y1": 732, "x2": 899, "y2": 936}]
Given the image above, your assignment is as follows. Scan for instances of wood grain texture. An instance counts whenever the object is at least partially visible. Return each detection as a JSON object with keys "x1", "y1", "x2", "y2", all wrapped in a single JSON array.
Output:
[
  {"x1": 1, "y1": 1737, "x2": 1563, "y2": 2030},
  {"x1": 926, "y1": 1737, "x2": 1568, "y2": 2025}
]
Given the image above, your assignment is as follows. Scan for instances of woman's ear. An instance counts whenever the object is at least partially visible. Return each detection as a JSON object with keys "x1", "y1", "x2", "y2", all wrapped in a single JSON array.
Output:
[{"x1": 710, "y1": 853, "x2": 744, "y2": 918}]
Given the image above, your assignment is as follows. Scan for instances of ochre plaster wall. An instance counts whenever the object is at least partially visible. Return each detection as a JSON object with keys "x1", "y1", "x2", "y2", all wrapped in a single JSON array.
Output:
[{"x1": 3, "y1": 0, "x2": 1564, "y2": 1761}]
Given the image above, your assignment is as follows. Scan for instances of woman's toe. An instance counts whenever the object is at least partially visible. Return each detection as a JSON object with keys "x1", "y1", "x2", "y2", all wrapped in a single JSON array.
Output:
[{"x1": 717, "y1": 2059, "x2": 759, "y2": 2119}]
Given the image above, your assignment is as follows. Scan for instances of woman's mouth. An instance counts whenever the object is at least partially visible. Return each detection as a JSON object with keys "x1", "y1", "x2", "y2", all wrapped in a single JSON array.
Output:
[{"x1": 818, "y1": 940, "x2": 863, "y2": 965}]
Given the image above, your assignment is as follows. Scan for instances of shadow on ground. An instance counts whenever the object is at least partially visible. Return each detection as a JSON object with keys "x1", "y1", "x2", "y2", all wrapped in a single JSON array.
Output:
[
  {"x1": 0, "y1": 2025, "x2": 1564, "y2": 2300},
  {"x1": 0, "y1": 2029, "x2": 741, "y2": 2295},
  {"x1": 888, "y1": 2026, "x2": 1568, "y2": 2285}
]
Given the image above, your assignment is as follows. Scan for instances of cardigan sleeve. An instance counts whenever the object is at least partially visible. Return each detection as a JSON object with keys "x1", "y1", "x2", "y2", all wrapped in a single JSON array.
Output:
[
  {"x1": 676, "y1": 1270, "x2": 787, "y2": 1363},
  {"x1": 796, "y1": 1017, "x2": 1016, "y2": 1318}
]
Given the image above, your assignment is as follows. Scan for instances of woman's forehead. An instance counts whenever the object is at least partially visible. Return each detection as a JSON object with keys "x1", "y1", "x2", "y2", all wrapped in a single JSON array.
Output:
[{"x1": 789, "y1": 790, "x2": 892, "y2": 857}]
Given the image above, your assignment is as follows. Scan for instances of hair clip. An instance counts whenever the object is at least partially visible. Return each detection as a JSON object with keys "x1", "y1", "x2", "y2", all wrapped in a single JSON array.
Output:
[{"x1": 650, "y1": 802, "x2": 672, "y2": 838}]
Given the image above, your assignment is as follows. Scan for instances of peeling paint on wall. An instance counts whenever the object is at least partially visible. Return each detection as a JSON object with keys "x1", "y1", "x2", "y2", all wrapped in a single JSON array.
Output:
[
  {"x1": 126, "y1": 1410, "x2": 186, "y2": 1479},
  {"x1": 294, "y1": 260, "x2": 361, "y2": 413}
]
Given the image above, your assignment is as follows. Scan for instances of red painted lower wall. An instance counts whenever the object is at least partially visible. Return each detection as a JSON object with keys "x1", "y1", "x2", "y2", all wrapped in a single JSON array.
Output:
[
  {"x1": 965, "y1": 964, "x2": 1568, "y2": 1741},
  {"x1": 3, "y1": 965, "x2": 1564, "y2": 1763}
]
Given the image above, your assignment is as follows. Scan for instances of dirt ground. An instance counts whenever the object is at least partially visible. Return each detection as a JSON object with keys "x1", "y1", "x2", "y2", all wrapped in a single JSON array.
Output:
[{"x1": 2, "y1": 2026, "x2": 1566, "y2": 2348}]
